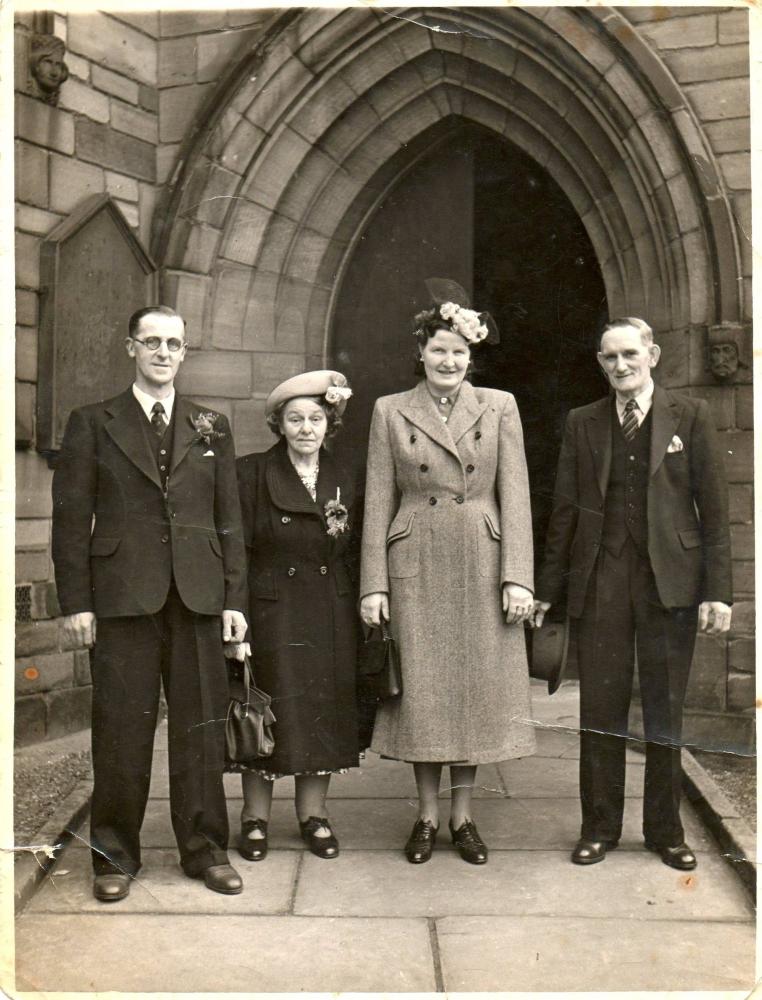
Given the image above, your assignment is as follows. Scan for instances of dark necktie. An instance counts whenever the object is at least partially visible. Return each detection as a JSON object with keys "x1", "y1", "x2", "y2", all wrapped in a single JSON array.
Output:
[
  {"x1": 150, "y1": 401, "x2": 166, "y2": 437},
  {"x1": 621, "y1": 398, "x2": 639, "y2": 441}
]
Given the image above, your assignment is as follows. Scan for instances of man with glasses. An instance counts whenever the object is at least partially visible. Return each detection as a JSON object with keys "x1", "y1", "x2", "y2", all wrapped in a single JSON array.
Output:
[{"x1": 52, "y1": 305, "x2": 248, "y2": 901}]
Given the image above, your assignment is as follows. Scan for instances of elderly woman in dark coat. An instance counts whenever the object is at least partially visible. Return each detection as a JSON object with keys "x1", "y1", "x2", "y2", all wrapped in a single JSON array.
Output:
[
  {"x1": 360, "y1": 300, "x2": 536, "y2": 865},
  {"x1": 228, "y1": 371, "x2": 359, "y2": 860}
]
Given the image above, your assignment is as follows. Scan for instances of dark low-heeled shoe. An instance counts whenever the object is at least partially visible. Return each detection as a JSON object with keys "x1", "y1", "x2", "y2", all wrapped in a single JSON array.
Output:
[
  {"x1": 571, "y1": 838, "x2": 619, "y2": 865},
  {"x1": 450, "y1": 819, "x2": 488, "y2": 865},
  {"x1": 238, "y1": 818, "x2": 268, "y2": 861},
  {"x1": 93, "y1": 873, "x2": 131, "y2": 902},
  {"x1": 299, "y1": 816, "x2": 339, "y2": 859},
  {"x1": 645, "y1": 841, "x2": 697, "y2": 871},
  {"x1": 405, "y1": 818, "x2": 439, "y2": 864},
  {"x1": 192, "y1": 863, "x2": 243, "y2": 895}
]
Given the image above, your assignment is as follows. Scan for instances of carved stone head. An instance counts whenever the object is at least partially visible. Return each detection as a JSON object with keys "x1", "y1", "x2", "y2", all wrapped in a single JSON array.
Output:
[
  {"x1": 707, "y1": 341, "x2": 740, "y2": 382},
  {"x1": 30, "y1": 34, "x2": 69, "y2": 104}
]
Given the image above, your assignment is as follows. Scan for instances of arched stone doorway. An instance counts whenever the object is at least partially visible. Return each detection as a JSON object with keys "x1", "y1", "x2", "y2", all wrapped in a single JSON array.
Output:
[{"x1": 157, "y1": 5, "x2": 743, "y2": 447}]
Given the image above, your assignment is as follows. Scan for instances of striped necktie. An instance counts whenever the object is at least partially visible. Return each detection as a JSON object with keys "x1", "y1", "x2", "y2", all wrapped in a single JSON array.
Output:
[
  {"x1": 150, "y1": 401, "x2": 166, "y2": 437},
  {"x1": 621, "y1": 398, "x2": 639, "y2": 441}
]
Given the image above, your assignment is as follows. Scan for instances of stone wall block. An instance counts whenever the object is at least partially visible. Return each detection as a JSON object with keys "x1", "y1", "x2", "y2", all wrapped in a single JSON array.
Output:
[
  {"x1": 65, "y1": 51, "x2": 90, "y2": 82},
  {"x1": 105, "y1": 170, "x2": 139, "y2": 202},
  {"x1": 722, "y1": 430, "x2": 753, "y2": 483},
  {"x1": 222, "y1": 200, "x2": 271, "y2": 266},
  {"x1": 730, "y1": 191, "x2": 752, "y2": 278},
  {"x1": 16, "y1": 518, "x2": 49, "y2": 552},
  {"x1": 159, "y1": 83, "x2": 215, "y2": 144},
  {"x1": 687, "y1": 386, "x2": 734, "y2": 430},
  {"x1": 16, "y1": 620, "x2": 59, "y2": 657},
  {"x1": 243, "y1": 53, "x2": 315, "y2": 135},
  {"x1": 49, "y1": 153, "x2": 105, "y2": 215},
  {"x1": 46, "y1": 687, "x2": 93, "y2": 740},
  {"x1": 735, "y1": 385, "x2": 752, "y2": 430},
  {"x1": 663, "y1": 43, "x2": 749, "y2": 85},
  {"x1": 718, "y1": 10, "x2": 749, "y2": 46},
  {"x1": 189, "y1": 164, "x2": 240, "y2": 228},
  {"x1": 114, "y1": 199, "x2": 139, "y2": 229},
  {"x1": 639, "y1": 13, "x2": 717, "y2": 50},
  {"x1": 31, "y1": 581, "x2": 61, "y2": 620},
  {"x1": 210, "y1": 267, "x2": 252, "y2": 349},
  {"x1": 75, "y1": 119, "x2": 156, "y2": 182},
  {"x1": 16, "y1": 205, "x2": 63, "y2": 237},
  {"x1": 16, "y1": 289, "x2": 38, "y2": 327},
  {"x1": 139, "y1": 84, "x2": 159, "y2": 113},
  {"x1": 160, "y1": 10, "x2": 229, "y2": 36},
  {"x1": 219, "y1": 118, "x2": 265, "y2": 176},
  {"x1": 157, "y1": 143, "x2": 181, "y2": 184},
  {"x1": 73, "y1": 649, "x2": 93, "y2": 686},
  {"x1": 162, "y1": 271, "x2": 211, "y2": 347},
  {"x1": 68, "y1": 12, "x2": 158, "y2": 85},
  {"x1": 181, "y1": 225, "x2": 221, "y2": 275},
  {"x1": 175, "y1": 350, "x2": 253, "y2": 398},
  {"x1": 91, "y1": 64, "x2": 140, "y2": 104},
  {"x1": 232, "y1": 398, "x2": 271, "y2": 457},
  {"x1": 684, "y1": 633, "x2": 726, "y2": 711},
  {"x1": 727, "y1": 671, "x2": 754, "y2": 712},
  {"x1": 244, "y1": 128, "x2": 312, "y2": 211},
  {"x1": 185, "y1": 397, "x2": 234, "y2": 422},
  {"x1": 112, "y1": 10, "x2": 160, "y2": 37},
  {"x1": 16, "y1": 327, "x2": 38, "y2": 383},
  {"x1": 15, "y1": 141, "x2": 49, "y2": 208},
  {"x1": 59, "y1": 77, "x2": 110, "y2": 122},
  {"x1": 704, "y1": 118, "x2": 750, "y2": 155},
  {"x1": 682, "y1": 231, "x2": 711, "y2": 327},
  {"x1": 251, "y1": 352, "x2": 307, "y2": 395},
  {"x1": 730, "y1": 523, "x2": 754, "y2": 562},
  {"x1": 158, "y1": 35, "x2": 197, "y2": 87},
  {"x1": 728, "y1": 600, "x2": 754, "y2": 636},
  {"x1": 717, "y1": 152, "x2": 750, "y2": 192},
  {"x1": 685, "y1": 78, "x2": 750, "y2": 123},
  {"x1": 728, "y1": 484, "x2": 753, "y2": 524},
  {"x1": 16, "y1": 452, "x2": 53, "y2": 518},
  {"x1": 289, "y1": 73, "x2": 356, "y2": 146},
  {"x1": 16, "y1": 652, "x2": 73, "y2": 695},
  {"x1": 15, "y1": 232, "x2": 40, "y2": 290},
  {"x1": 666, "y1": 172, "x2": 702, "y2": 236},
  {"x1": 728, "y1": 637, "x2": 755, "y2": 674},
  {"x1": 15, "y1": 94, "x2": 75, "y2": 155},
  {"x1": 732, "y1": 560, "x2": 754, "y2": 596},
  {"x1": 15, "y1": 694, "x2": 46, "y2": 746},
  {"x1": 111, "y1": 100, "x2": 159, "y2": 144},
  {"x1": 15, "y1": 549, "x2": 49, "y2": 585},
  {"x1": 196, "y1": 27, "x2": 261, "y2": 84}
]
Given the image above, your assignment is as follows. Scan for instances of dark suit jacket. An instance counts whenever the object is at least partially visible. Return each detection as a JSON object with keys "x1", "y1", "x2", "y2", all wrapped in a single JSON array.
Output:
[
  {"x1": 536, "y1": 385, "x2": 732, "y2": 617},
  {"x1": 52, "y1": 387, "x2": 247, "y2": 618}
]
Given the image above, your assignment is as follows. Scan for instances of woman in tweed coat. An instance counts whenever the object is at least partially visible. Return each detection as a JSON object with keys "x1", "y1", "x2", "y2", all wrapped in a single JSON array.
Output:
[{"x1": 360, "y1": 301, "x2": 536, "y2": 865}]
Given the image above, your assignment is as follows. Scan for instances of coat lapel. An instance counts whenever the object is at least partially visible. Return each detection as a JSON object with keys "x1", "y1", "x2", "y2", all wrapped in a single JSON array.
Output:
[
  {"x1": 104, "y1": 388, "x2": 163, "y2": 491},
  {"x1": 397, "y1": 380, "x2": 461, "y2": 461},
  {"x1": 265, "y1": 440, "x2": 322, "y2": 517},
  {"x1": 649, "y1": 385, "x2": 682, "y2": 477},
  {"x1": 446, "y1": 380, "x2": 489, "y2": 444},
  {"x1": 170, "y1": 397, "x2": 201, "y2": 475},
  {"x1": 584, "y1": 396, "x2": 613, "y2": 501}
]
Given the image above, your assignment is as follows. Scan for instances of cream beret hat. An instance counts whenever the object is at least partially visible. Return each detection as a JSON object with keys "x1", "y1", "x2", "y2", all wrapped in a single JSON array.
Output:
[{"x1": 265, "y1": 370, "x2": 352, "y2": 418}]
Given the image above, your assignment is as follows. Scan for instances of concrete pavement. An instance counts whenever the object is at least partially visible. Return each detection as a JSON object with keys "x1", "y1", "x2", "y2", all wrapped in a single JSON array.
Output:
[{"x1": 14, "y1": 682, "x2": 756, "y2": 993}]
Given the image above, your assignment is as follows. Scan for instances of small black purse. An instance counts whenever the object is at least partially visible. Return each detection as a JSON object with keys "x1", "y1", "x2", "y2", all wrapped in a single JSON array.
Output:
[
  {"x1": 358, "y1": 621, "x2": 402, "y2": 701},
  {"x1": 225, "y1": 655, "x2": 276, "y2": 764}
]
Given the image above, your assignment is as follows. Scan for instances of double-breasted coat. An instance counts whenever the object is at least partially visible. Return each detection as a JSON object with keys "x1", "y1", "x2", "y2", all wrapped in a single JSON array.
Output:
[
  {"x1": 236, "y1": 439, "x2": 360, "y2": 775},
  {"x1": 360, "y1": 379, "x2": 537, "y2": 764}
]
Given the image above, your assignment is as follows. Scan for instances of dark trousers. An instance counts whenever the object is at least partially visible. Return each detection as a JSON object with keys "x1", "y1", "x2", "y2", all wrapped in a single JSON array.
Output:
[
  {"x1": 90, "y1": 584, "x2": 230, "y2": 876},
  {"x1": 576, "y1": 539, "x2": 697, "y2": 847}
]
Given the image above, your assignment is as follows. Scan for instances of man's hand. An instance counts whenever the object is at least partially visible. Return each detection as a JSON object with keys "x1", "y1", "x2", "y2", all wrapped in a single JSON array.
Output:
[
  {"x1": 223, "y1": 641, "x2": 251, "y2": 662},
  {"x1": 360, "y1": 593, "x2": 390, "y2": 628},
  {"x1": 62, "y1": 612, "x2": 97, "y2": 648},
  {"x1": 530, "y1": 600, "x2": 552, "y2": 629},
  {"x1": 222, "y1": 610, "x2": 247, "y2": 643},
  {"x1": 698, "y1": 601, "x2": 732, "y2": 636},
  {"x1": 502, "y1": 583, "x2": 534, "y2": 625}
]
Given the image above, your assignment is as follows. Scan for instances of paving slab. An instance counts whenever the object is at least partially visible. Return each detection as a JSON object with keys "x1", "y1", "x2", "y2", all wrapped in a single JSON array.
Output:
[
  {"x1": 499, "y1": 754, "x2": 644, "y2": 798},
  {"x1": 15, "y1": 913, "x2": 436, "y2": 992},
  {"x1": 26, "y1": 846, "x2": 298, "y2": 915},
  {"x1": 436, "y1": 914, "x2": 756, "y2": 992},
  {"x1": 123, "y1": 790, "x2": 713, "y2": 854},
  {"x1": 294, "y1": 849, "x2": 754, "y2": 920}
]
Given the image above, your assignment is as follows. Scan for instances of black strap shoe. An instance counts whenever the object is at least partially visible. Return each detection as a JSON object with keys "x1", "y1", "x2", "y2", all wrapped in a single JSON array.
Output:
[
  {"x1": 239, "y1": 818, "x2": 268, "y2": 861},
  {"x1": 405, "y1": 818, "x2": 439, "y2": 864},
  {"x1": 450, "y1": 819, "x2": 488, "y2": 864},
  {"x1": 571, "y1": 838, "x2": 618, "y2": 865},
  {"x1": 300, "y1": 816, "x2": 339, "y2": 858},
  {"x1": 93, "y1": 873, "x2": 131, "y2": 902},
  {"x1": 645, "y1": 841, "x2": 697, "y2": 870}
]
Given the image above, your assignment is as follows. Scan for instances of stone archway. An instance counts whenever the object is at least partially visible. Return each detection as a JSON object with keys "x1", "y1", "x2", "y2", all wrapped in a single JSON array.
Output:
[{"x1": 158, "y1": 6, "x2": 743, "y2": 383}]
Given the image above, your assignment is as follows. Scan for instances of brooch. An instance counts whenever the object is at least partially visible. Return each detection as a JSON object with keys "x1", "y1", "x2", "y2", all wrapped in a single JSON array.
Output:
[{"x1": 325, "y1": 488, "x2": 349, "y2": 537}]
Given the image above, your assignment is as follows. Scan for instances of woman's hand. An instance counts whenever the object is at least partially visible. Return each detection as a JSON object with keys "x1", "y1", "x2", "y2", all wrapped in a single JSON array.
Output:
[
  {"x1": 360, "y1": 592, "x2": 390, "y2": 628},
  {"x1": 530, "y1": 600, "x2": 552, "y2": 629},
  {"x1": 223, "y1": 641, "x2": 251, "y2": 661},
  {"x1": 502, "y1": 583, "x2": 534, "y2": 626}
]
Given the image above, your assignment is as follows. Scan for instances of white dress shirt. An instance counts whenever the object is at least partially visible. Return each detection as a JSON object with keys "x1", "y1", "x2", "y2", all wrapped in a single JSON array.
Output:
[
  {"x1": 615, "y1": 379, "x2": 654, "y2": 428},
  {"x1": 132, "y1": 384, "x2": 175, "y2": 426}
]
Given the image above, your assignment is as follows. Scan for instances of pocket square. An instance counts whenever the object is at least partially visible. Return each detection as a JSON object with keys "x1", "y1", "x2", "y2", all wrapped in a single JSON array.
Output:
[
  {"x1": 666, "y1": 435, "x2": 683, "y2": 453},
  {"x1": 203, "y1": 449, "x2": 215, "y2": 457}
]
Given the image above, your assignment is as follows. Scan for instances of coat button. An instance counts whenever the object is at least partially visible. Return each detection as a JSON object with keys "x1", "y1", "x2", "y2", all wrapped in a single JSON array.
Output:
[
  {"x1": 429, "y1": 497, "x2": 437, "y2": 506},
  {"x1": 287, "y1": 567, "x2": 296, "y2": 576},
  {"x1": 466, "y1": 464, "x2": 474, "y2": 473},
  {"x1": 281, "y1": 515, "x2": 291, "y2": 524},
  {"x1": 161, "y1": 535, "x2": 169, "y2": 544},
  {"x1": 320, "y1": 566, "x2": 328, "y2": 575},
  {"x1": 475, "y1": 431, "x2": 482, "y2": 440},
  {"x1": 420, "y1": 463, "x2": 428, "y2": 472},
  {"x1": 410, "y1": 434, "x2": 417, "y2": 443},
  {"x1": 455, "y1": 495, "x2": 464, "y2": 504},
  {"x1": 160, "y1": 449, "x2": 167, "y2": 456}
]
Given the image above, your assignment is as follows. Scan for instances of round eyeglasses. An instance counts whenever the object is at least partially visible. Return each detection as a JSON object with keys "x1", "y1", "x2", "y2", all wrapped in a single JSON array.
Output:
[{"x1": 130, "y1": 336, "x2": 186, "y2": 353}]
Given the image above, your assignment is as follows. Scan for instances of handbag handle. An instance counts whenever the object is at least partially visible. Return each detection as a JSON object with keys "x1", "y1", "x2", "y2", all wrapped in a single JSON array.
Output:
[
  {"x1": 379, "y1": 620, "x2": 392, "y2": 642},
  {"x1": 239, "y1": 655, "x2": 253, "y2": 717}
]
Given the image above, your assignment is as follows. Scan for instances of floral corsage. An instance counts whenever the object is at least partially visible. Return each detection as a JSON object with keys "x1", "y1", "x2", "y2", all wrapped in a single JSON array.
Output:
[
  {"x1": 438, "y1": 302, "x2": 489, "y2": 344},
  {"x1": 325, "y1": 488, "x2": 349, "y2": 537},
  {"x1": 325, "y1": 384, "x2": 352, "y2": 406},
  {"x1": 191, "y1": 411, "x2": 226, "y2": 446}
]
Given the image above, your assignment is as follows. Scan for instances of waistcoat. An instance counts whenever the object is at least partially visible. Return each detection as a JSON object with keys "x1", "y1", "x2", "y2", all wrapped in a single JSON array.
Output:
[{"x1": 601, "y1": 401, "x2": 652, "y2": 557}]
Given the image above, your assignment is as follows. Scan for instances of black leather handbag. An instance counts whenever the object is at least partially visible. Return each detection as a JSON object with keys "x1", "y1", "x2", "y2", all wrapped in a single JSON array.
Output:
[
  {"x1": 358, "y1": 621, "x2": 402, "y2": 701},
  {"x1": 225, "y1": 656, "x2": 276, "y2": 764}
]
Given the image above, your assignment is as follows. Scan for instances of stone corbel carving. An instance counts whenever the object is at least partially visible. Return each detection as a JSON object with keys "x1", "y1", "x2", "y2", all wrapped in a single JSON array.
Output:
[
  {"x1": 706, "y1": 324, "x2": 748, "y2": 383},
  {"x1": 29, "y1": 33, "x2": 69, "y2": 105}
]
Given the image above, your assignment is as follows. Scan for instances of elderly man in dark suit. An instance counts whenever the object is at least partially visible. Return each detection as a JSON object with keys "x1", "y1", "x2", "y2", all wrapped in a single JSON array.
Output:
[
  {"x1": 52, "y1": 305, "x2": 248, "y2": 901},
  {"x1": 533, "y1": 317, "x2": 732, "y2": 870}
]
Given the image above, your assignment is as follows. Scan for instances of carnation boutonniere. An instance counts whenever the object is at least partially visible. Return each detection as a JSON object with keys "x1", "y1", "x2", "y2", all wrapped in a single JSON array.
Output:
[
  {"x1": 190, "y1": 411, "x2": 225, "y2": 446},
  {"x1": 325, "y1": 487, "x2": 349, "y2": 537}
]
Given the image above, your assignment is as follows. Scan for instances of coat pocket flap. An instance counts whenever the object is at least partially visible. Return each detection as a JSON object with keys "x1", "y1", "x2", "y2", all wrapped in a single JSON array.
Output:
[
  {"x1": 90, "y1": 536, "x2": 120, "y2": 556},
  {"x1": 678, "y1": 528, "x2": 702, "y2": 549},
  {"x1": 484, "y1": 511, "x2": 502, "y2": 541},
  {"x1": 252, "y1": 571, "x2": 278, "y2": 601},
  {"x1": 386, "y1": 511, "x2": 416, "y2": 546}
]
